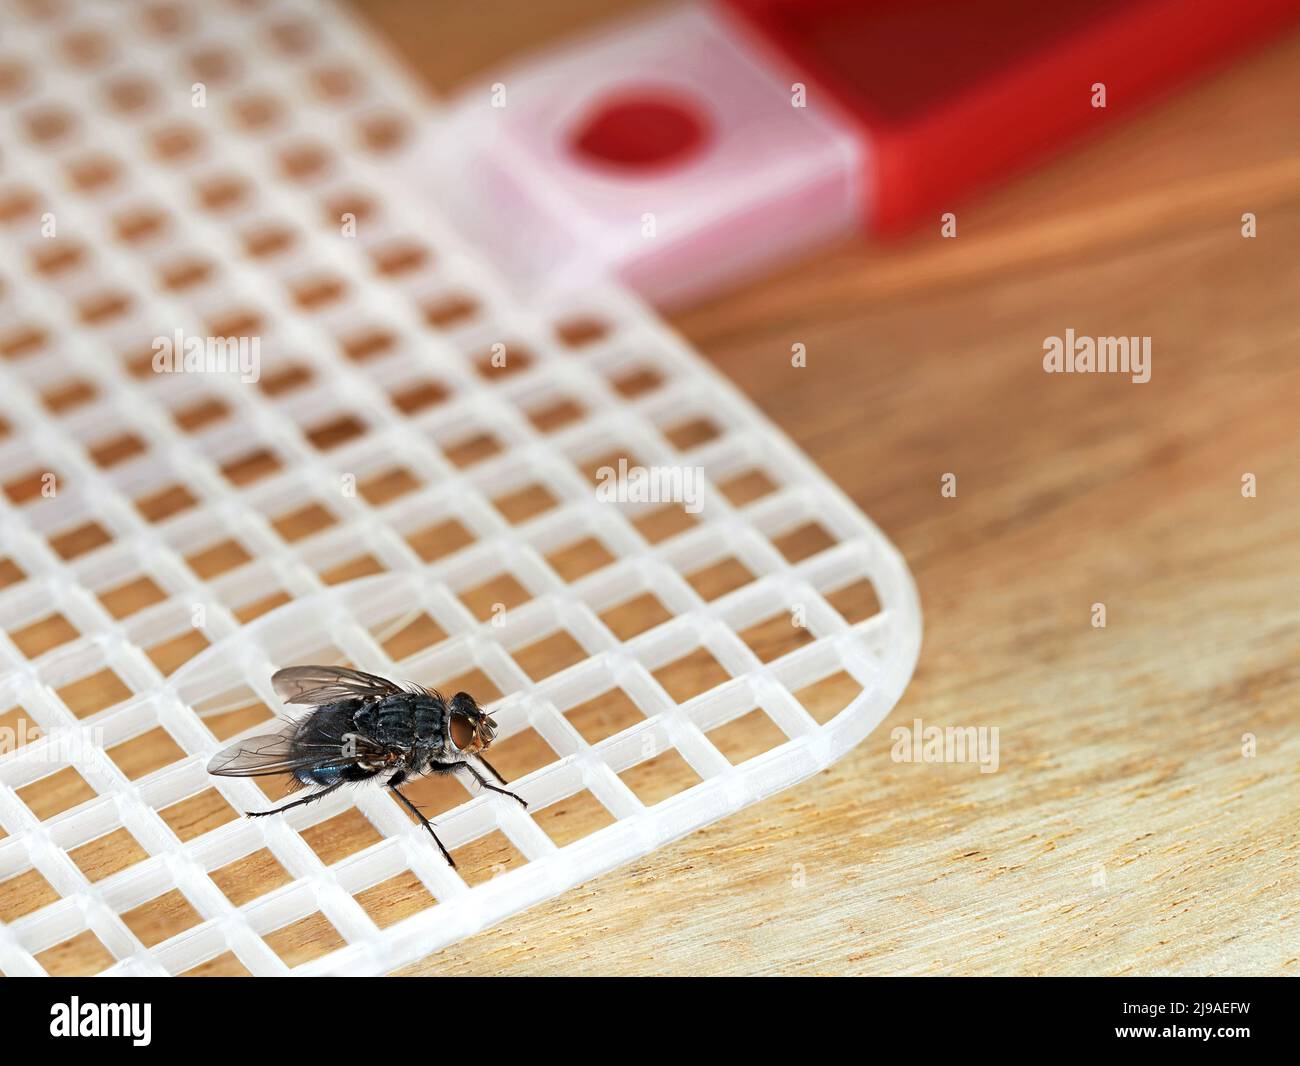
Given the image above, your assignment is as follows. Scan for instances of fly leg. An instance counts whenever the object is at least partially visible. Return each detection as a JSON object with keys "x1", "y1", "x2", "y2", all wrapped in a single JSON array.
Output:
[
  {"x1": 388, "y1": 775, "x2": 455, "y2": 867},
  {"x1": 245, "y1": 779, "x2": 347, "y2": 818},
  {"x1": 459, "y1": 760, "x2": 528, "y2": 809},
  {"x1": 476, "y1": 754, "x2": 509, "y2": 787}
]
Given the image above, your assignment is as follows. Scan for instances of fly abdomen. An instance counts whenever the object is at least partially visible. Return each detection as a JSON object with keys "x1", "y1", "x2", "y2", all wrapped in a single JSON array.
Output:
[
  {"x1": 298, "y1": 761, "x2": 377, "y2": 787},
  {"x1": 288, "y1": 700, "x2": 364, "y2": 787}
]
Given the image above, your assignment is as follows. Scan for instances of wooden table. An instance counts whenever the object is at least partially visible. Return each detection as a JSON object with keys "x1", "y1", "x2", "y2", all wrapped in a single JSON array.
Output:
[{"x1": 359, "y1": 0, "x2": 1300, "y2": 975}]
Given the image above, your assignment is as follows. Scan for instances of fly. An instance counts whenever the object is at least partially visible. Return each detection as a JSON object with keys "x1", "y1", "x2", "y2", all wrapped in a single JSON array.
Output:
[{"x1": 206, "y1": 665, "x2": 525, "y2": 867}]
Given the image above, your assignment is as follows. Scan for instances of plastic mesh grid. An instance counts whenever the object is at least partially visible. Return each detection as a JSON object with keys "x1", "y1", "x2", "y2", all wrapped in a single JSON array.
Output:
[{"x1": 0, "y1": 0, "x2": 920, "y2": 975}]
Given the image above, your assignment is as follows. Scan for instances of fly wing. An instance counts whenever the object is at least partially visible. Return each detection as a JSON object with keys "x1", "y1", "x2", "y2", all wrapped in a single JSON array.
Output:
[
  {"x1": 206, "y1": 731, "x2": 318, "y2": 777},
  {"x1": 206, "y1": 726, "x2": 389, "y2": 778},
  {"x1": 271, "y1": 665, "x2": 403, "y2": 707}
]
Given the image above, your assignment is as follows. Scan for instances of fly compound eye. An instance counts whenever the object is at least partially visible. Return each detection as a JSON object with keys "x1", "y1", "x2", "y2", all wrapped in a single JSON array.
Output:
[{"x1": 449, "y1": 714, "x2": 476, "y2": 752}]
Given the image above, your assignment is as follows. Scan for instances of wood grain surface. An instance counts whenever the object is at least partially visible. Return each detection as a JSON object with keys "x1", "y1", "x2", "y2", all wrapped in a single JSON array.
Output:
[{"x1": 359, "y1": 1, "x2": 1300, "y2": 976}]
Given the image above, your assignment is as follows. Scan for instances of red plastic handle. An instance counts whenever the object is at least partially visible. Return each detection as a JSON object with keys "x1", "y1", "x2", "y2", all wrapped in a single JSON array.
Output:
[{"x1": 719, "y1": 0, "x2": 1300, "y2": 233}]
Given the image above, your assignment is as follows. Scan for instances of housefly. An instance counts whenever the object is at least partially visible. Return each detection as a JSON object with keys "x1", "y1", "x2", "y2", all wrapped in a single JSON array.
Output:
[{"x1": 206, "y1": 665, "x2": 525, "y2": 866}]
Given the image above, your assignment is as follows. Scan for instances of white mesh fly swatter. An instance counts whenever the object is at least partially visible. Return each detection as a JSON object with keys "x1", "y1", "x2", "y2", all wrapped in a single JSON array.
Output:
[{"x1": 0, "y1": 0, "x2": 920, "y2": 975}]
